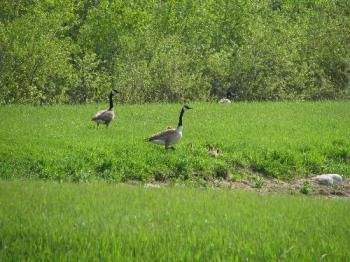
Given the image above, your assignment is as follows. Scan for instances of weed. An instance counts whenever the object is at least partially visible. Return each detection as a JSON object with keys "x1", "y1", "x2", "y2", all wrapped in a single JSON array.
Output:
[
  {"x1": 154, "y1": 171, "x2": 168, "y2": 182},
  {"x1": 214, "y1": 162, "x2": 229, "y2": 180},
  {"x1": 253, "y1": 176, "x2": 265, "y2": 189},
  {"x1": 300, "y1": 181, "x2": 312, "y2": 195}
]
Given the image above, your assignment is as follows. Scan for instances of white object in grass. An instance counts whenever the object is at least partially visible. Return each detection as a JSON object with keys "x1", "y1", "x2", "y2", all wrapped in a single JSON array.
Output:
[
  {"x1": 219, "y1": 98, "x2": 231, "y2": 104},
  {"x1": 313, "y1": 174, "x2": 343, "y2": 186}
]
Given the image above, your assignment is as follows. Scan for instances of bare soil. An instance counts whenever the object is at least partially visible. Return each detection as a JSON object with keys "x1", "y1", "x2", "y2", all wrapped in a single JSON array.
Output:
[{"x1": 145, "y1": 177, "x2": 350, "y2": 198}]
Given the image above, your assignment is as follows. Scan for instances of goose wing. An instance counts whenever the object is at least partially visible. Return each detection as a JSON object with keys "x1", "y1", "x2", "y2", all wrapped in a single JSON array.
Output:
[
  {"x1": 92, "y1": 110, "x2": 114, "y2": 122},
  {"x1": 147, "y1": 128, "x2": 177, "y2": 142},
  {"x1": 92, "y1": 110, "x2": 106, "y2": 120}
]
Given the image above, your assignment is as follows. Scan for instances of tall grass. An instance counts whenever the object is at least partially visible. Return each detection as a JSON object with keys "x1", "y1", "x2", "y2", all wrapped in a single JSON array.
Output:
[
  {"x1": 0, "y1": 101, "x2": 349, "y2": 181},
  {"x1": 0, "y1": 180, "x2": 349, "y2": 261}
]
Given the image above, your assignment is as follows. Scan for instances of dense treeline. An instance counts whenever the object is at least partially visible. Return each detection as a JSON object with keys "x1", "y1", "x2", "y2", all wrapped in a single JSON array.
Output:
[{"x1": 0, "y1": 0, "x2": 349, "y2": 104}]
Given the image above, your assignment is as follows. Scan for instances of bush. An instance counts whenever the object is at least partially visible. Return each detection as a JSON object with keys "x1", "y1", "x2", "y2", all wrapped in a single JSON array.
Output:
[{"x1": 0, "y1": 1, "x2": 349, "y2": 104}]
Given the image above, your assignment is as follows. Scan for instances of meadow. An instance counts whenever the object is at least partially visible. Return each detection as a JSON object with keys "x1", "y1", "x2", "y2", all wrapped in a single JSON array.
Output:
[
  {"x1": 0, "y1": 101, "x2": 349, "y2": 183},
  {"x1": 0, "y1": 102, "x2": 349, "y2": 260},
  {"x1": 0, "y1": 180, "x2": 349, "y2": 261}
]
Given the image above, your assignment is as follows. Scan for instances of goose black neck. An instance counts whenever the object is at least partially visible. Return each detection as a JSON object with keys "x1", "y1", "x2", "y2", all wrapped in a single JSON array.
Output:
[
  {"x1": 108, "y1": 92, "x2": 113, "y2": 110},
  {"x1": 177, "y1": 108, "x2": 185, "y2": 127}
]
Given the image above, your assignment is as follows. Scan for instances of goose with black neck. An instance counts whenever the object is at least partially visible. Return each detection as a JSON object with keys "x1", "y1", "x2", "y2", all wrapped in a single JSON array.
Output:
[
  {"x1": 146, "y1": 105, "x2": 192, "y2": 149},
  {"x1": 91, "y1": 89, "x2": 119, "y2": 128}
]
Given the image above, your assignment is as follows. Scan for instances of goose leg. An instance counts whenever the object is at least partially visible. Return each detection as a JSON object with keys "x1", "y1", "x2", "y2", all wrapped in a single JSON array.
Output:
[{"x1": 165, "y1": 145, "x2": 175, "y2": 150}]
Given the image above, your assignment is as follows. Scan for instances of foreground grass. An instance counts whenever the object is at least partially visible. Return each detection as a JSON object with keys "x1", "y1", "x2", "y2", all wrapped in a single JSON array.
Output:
[
  {"x1": 0, "y1": 180, "x2": 349, "y2": 261},
  {"x1": 0, "y1": 101, "x2": 349, "y2": 182}
]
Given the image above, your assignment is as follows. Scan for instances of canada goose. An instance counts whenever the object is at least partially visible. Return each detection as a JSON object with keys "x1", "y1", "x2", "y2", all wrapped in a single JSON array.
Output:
[
  {"x1": 91, "y1": 89, "x2": 119, "y2": 128},
  {"x1": 146, "y1": 105, "x2": 192, "y2": 149}
]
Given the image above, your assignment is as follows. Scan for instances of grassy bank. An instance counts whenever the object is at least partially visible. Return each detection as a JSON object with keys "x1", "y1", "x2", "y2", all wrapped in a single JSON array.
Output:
[
  {"x1": 0, "y1": 180, "x2": 349, "y2": 260},
  {"x1": 0, "y1": 101, "x2": 349, "y2": 182}
]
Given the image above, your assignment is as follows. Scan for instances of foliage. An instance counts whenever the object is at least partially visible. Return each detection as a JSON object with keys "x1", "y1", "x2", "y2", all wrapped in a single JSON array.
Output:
[
  {"x1": 252, "y1": 176, "x2": 265, "y2": 189},
  {"x1": 300, "y1": 180, "x2": 312, "y2": 195},
  {"x1": 0, "y1": 0, "x2": 350, "y2": 104},
  {"x1": 0, "y1": 102, "x2": 349, "y2": 182}
]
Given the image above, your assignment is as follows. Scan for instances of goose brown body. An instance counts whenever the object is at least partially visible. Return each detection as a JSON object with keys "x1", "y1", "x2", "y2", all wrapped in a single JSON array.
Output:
[
  {"x1": 92, "y1": 109, "x2": 115, "y2": 126},
  {"x1": 146, "y1": 105, "x2": 191, "y2": 149},
  {"x1": 91, "y1": 89, "x2": 119, "y2": 127},
  {"x1": 147, "y1": 126, "x2": 183, "y2": 146}
]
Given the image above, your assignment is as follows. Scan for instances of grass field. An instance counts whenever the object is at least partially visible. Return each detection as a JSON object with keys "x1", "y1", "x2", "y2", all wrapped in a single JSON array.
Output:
[
  {"x1": 1, "y1": 102, "x2": 349, "y2": 260},
  {"x1": 0, "y1": 102, "x2": 349, "y2": 182},
  {"x1": 0, "y1": 180, "x2": 349, "y2": 261}
]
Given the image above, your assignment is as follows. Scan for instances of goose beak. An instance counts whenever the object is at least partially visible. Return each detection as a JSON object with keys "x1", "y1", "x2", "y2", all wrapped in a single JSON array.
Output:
[{"x1": 112, "y1": 89, "x2": 120, "y2": 94}]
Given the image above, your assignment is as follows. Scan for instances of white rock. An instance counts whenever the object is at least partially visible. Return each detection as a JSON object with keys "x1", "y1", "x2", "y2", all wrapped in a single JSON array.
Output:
[
  {"x1": 313, "y1": 175, "x2": 333, "y2": 185},
  {"x1": 219, "y1": 98, "x2": 231, "y2": 104},
  {"x1": 144, "y1": 183, "x2": 160, "y2": 188},
  {"x1": 312, "y1": 174, "x2": 343, "y2": 186},
  {"x1": 328, "y1": 174, "x2": 343, "y2": 185}
]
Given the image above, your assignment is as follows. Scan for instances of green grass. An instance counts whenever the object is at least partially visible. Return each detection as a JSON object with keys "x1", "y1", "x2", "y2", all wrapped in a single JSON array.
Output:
[
  {"x1": 0, "y1": 180, "x2": 349, "y2": 261},
  {"x1": 0, "y1": 101, "x2": 349, "y2": 182}
]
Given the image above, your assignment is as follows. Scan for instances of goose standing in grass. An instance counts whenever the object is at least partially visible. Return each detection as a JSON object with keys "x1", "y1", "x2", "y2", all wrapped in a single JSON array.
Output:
[
  {"x1": 91, "y1": 89, "x2": 119, "y2": 128},
  {"x1": 146, "y1": 105, "x2": 192, "y2": 149}
]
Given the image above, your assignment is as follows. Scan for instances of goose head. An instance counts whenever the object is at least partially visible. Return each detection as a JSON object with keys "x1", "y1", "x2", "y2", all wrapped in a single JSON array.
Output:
[
  {"x1": 183, "y1": 105, "x2": 192, "y2": 111},
  {"x1": 111, "y1": 89, "x2": 120, "y2": 95}
]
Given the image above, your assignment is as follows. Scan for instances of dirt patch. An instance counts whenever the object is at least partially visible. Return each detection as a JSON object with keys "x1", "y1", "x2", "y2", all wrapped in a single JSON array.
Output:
[
  {"x1": 291, "y1": 178, "x2": 350, "y2": 198},
  {"x1": 144, "y1": 176, "x2": 350, "y2": 198},
  {"x1": 214, "y1": 176, "x2": 350, "y2": 198}
]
